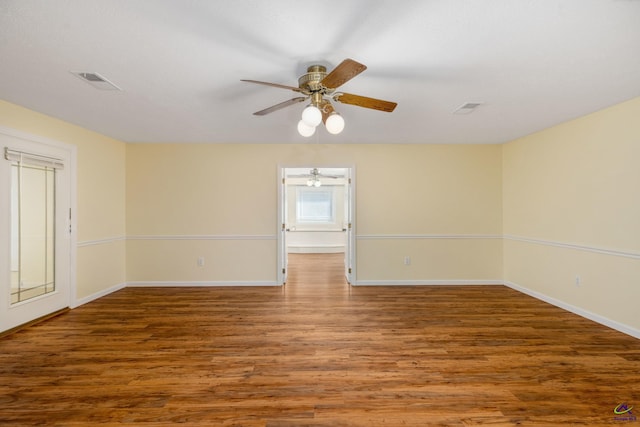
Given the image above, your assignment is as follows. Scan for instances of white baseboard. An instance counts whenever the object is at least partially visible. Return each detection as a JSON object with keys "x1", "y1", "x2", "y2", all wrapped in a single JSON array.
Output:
[
  {"x1": 72, "y1": 282, "x2": 126, "y2": 308},
  {"x1": 353, "y1": 279, "x2": 500, "y2": 286},
  {"x1": 288, "y1": 245, "x2": 345, "y2": 254},
  {"x1": 504, "y1": 280, "x2": 640, "y2": 340},
  {"x1": 127, "y1": 281, "x2": 280, "y2": 287}
]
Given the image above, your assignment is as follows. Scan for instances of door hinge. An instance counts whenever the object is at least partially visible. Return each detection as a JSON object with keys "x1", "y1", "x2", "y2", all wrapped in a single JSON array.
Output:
[
  {"x1": 282, "y1": 177, "x2": 285, "y2": 184},
  {"x1": 282, "y1": 268, "x2": 286, "y2": 274},
  {"x1": 348, "y1": 223, "x2": 352, "y2": 229},
  {"x1": 348, "y1": 268, "x2": 352, "y2": 274},
  {"x1": 348, "y1": 178, "x2": 351, "y2": 184},
  {"x1": 69, "y1": 208, "x2": 72, "y2": 234}
]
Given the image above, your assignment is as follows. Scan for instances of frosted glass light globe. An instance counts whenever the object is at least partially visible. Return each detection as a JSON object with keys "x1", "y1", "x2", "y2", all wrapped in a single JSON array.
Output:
[
  {"x1": 297, "y1": 120, "x2": 315, "y2": 137},
  {"x1": 325, "y1": 113, "x2": 345, "y2": 134},
  {"x1": 301, "y1": 105, "x2": 322, "y2": 127}
]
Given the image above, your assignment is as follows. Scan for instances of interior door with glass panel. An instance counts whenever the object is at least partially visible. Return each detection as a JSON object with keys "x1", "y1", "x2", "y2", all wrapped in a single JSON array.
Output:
[{"x1": 1, "y1": 136, "x2": 71, "y2": 333}]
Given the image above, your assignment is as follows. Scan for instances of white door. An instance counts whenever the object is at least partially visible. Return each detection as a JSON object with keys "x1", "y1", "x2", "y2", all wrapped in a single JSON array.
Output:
[
  {"x1": 0, "y1": 131, "x2": 73, "y2": 332},
  {"x1": 278, "y1": 170, "x2": 288, "y2": 284},
  {"x1": 344, "y1": 169, "x2": 354, "y2": 283}
]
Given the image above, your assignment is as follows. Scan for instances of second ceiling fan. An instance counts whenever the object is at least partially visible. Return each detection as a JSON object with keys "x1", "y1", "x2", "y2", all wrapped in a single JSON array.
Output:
[{"x1": 241, "y1": 58, "x2": 397, "y2": 136}]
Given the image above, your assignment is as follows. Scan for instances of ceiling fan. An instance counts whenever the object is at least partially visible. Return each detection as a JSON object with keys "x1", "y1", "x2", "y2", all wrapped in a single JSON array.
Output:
[
  {"x1": 241, "y1": 59, "x2": 397, "y2": 136},
  {"x1": 288, "y1": 168, "x2": 341, "y2": 187}
]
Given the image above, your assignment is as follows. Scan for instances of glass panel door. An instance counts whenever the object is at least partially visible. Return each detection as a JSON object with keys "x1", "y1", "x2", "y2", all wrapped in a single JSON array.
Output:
[
  {"x1": 1, "y1": 133, "x2": 72, "y2": 334},
  {"x1": 10, "y1": 161, "x2": 56, "y2": 304}
]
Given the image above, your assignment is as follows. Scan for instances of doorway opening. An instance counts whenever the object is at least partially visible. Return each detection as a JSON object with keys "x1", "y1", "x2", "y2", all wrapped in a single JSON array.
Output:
[{"x1": 278, "y1": 167, "x2": 354, "y2": 285}]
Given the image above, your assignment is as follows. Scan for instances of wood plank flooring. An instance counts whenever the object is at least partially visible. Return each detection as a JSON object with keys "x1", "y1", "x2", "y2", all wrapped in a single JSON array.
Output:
[{"x1": 1, "y1": 253, "x2": 639, "y2": 426}]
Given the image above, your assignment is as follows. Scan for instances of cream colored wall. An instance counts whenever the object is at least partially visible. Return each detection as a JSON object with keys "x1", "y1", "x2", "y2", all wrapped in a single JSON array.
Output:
[
  {"x1": 4, "y1": 94, "x2": 638, "y2": 335},
  {"x1": 0, "y1": 100, "x2": 127, "y2": 301},
  {"x1": 355, "y1": 144, "x2": 503, "y2": 283},
  {"x1": 503, "y1": 97, "x2": 640, "y2": 333},
  {"x1": 126, "y1": 143, "x2": 503, "y2": 284}
]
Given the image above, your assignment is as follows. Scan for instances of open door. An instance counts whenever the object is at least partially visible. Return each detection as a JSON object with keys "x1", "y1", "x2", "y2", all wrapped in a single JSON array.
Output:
[
  {"x1": 278, "y1": 166, "x2": 354, "y2": 285},
  {"x1": 344, "y1": 168, "x2": 354, "y2": 283},
  {"x1": 278, "y1": 169, "x2": 288, "y2": 284}
]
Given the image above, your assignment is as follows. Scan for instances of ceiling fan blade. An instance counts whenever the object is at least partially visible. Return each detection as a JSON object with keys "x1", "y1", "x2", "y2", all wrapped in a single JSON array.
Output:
[
  {"x1": 334, "y1": 92, "x2": 397, "y2": 112},
  {"x1": 320, "y1": 58, "x2": 367, "y2": 89},
  {"x1": 253, "y1": 97, "x2": 307, "y2": 116},
  {"x1": 241, "y1": 79, "x2": 304, "y2": 93}
]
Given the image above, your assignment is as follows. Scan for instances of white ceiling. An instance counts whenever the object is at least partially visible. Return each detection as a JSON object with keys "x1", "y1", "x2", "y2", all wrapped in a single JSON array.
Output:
[{"x1": 1, "y1": 0, "x2": 639, "y2": 145}]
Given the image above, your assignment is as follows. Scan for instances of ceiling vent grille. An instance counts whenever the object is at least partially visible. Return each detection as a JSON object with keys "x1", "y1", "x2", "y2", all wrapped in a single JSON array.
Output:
[
  {"x1": 71, "y1": 71, "x2": 121, "y2": 90},
  {"x1": 453, "y1": 102, "x2": 483, "y2": 115}
]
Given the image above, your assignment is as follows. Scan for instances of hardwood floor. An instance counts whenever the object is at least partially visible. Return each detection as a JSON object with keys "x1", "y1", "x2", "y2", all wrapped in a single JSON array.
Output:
[{"x1": 1, "y1": 253, "x2": 639, "y2": 426}]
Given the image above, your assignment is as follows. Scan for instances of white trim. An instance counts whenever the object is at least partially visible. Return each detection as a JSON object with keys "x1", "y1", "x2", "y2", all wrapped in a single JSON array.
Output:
[
  {"x1": 288, "y1": 245, "x2": 345, "y2": 254},
  {"x1": 68, "y1": 145, "x2": 78, "y2": 315},
  {"x1": 504, "y1": 280, "x2": 640, "y2": 340},
  {"x1": 127, "y1": 281, "x2": 280, "y2": 287},
  {"x1": 357, "y1": 234, "x2": 502, "y2": 240},
  {"x1": 127, "y1": 234, "x2": 276, "y2": 241},
  {"x1": 357, "y1": 233, "x2": 640, "y2": 261},
  {"x1": 72, "y1": 282, "x2": 126, "y2": 308},
  {"x1": 353, "y1": 279, "x2": 500, "y2": 286},
  {"x1": 77, "y1": 236, "x2": 126, "y2": 247},
  {"x1": 504, "y1": 234, "x2": 640, "y2": 260},
  {"x1": 0, "y1": 126, "x2": 68, "y2": 148},
  {"x1": 279, "y1": 164, "x2": 356, "y2": 285},
  {"x1": 78, "y1": 235, "x2": 278, "y2": 246},
  {"x1": 289, "y1": 229, "x2": 345, "y2": 232}
]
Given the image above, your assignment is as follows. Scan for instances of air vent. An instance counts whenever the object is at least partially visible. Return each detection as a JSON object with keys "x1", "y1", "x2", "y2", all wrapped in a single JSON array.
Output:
[
  {"x1": 71, "y1": 71, "x2": 121, "y2": 90},
  {"x1": 453, "y1": 102, "x2": 483, "y2": 115},
  {"x1": 79, "y1": 73, "x2": 104, "y2": 82}
]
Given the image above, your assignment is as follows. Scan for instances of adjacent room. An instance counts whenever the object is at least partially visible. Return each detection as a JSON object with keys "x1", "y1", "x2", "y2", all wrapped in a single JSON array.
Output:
[{"x1": 0, "y1": 1, "x2": 639, "y2": 425}]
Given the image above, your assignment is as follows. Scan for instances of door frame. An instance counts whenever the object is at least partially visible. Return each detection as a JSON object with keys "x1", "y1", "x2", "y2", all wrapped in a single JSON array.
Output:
[
  {"x1": 0, "y1": 126, "x2": 77, "y2": 332},
  {"x1": 277, "y1": 164, "x2": 355, "y2": 285}
]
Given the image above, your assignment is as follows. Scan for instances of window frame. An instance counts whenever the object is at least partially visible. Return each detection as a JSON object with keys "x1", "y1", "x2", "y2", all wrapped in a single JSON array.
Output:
[{"x1": 295, "y1": 186, "x2": 336, "y2": 225}]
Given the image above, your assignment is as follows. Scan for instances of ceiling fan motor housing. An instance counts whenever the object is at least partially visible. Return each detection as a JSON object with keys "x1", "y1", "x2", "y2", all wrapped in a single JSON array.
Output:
[{"x1": 298, "y1": 65, "x2": 328, "y2": 93}]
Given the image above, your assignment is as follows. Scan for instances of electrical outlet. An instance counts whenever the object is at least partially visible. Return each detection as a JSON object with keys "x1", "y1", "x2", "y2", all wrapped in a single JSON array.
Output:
[
  {"x1": 404, "y1": 256, "x2": 411, "y2": 266},
  {"x1": 197, "y1": 256, "x2": 205, "y2": 267}
]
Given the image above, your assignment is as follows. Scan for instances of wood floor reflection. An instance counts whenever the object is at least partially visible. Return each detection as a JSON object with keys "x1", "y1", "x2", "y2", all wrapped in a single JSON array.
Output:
[{"x1": 0, "y1": 253, "x2": 638, "y2": 426}]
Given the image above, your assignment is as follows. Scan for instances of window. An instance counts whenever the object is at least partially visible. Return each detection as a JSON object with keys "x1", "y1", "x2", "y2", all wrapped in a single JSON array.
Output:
[{"x1": 296, "y1": 187, "x2": 334, "y2": 223}]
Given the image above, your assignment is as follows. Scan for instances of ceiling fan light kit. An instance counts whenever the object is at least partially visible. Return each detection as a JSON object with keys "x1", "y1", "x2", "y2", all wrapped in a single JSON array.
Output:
[
  {"x1": 307, "y1": 177, "x2": 322, "y2": 187},
  {"x1": 297, "y1": 120, "x2": 316, "y2": 137},
  {"x1": 301, "y1": 104, "x2": 322, "y2": 127},
  {"x1": 325, "y1": 113, "x2": 345, "y2": 134},
  {"x1": 289, "y1": 168, "x2": 342, "y2": 187},
  {"x1": 242, "y1": 59, "x2": 397, "y2": 138},
  {"x1": 306, "y1": 168, "x2": 328, "y2": 187}
]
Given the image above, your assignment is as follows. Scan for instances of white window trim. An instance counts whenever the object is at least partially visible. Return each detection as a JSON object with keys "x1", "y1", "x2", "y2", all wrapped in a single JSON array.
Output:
[{"x1": 295, "y1": 186, "x2": 336, "y2": 224}]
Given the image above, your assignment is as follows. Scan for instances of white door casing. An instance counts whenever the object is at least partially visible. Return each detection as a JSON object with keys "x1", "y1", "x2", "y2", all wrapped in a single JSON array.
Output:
[{"x1": 278, "y1": 165, "x2": 355, "y2": 285}]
